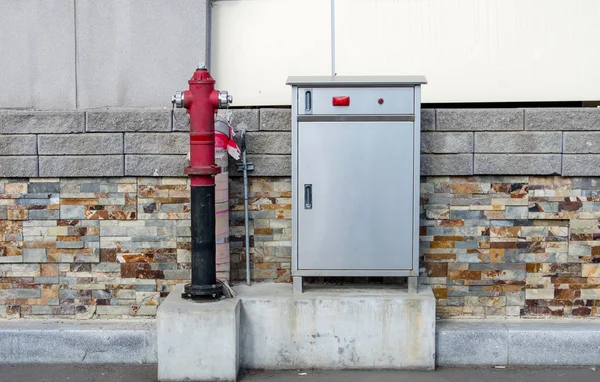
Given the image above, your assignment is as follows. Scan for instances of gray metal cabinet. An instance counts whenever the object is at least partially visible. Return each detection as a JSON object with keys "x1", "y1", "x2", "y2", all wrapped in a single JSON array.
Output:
[{"x1": 286, "y1": 76, "x2": 427, "y2": 293}]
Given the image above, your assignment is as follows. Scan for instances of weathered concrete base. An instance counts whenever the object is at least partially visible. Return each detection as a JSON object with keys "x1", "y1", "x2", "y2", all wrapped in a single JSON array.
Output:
[
  {"x1": 235, "y1": 283, "x2": 436, "y2": 370},
  {"x1": 0, "y1": 320, "x2": 156, "y2": 364},
  {"x1": 156, "y1": 284, "x2": 240, "y2": 382},
  {"x1": 437, "y1": 320, "x2": 600, "y2": 366},
  {"x1": 3, "y1": 298, "x2": 600, "y2": 369}
]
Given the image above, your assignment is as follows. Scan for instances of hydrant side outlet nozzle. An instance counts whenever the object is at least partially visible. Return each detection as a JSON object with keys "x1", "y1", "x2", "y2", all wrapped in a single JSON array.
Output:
[
  {"x1": 218, "y1": 91, "x2": 233, "y2": 109},
  {"x1": 172, "y1": 91, "x2": 185, "y2": 108}
]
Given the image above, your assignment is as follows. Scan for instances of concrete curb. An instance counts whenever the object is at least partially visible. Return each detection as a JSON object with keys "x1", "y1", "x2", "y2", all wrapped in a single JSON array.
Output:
[
  {"x1": 1, "y1": 319, "x2": 600, "y2": 366},
  {"x1": 0, "y1": 320, "x2": 156, "y2": 364},
  {"x1": 437, "y1": 320, "x2": 600, "y2": 366},
  {"x1": 436, "y1": 320, "x2": 508, "y2": 366}
]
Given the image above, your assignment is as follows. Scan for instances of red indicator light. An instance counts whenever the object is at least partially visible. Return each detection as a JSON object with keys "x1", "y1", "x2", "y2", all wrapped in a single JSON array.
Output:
[
  {"x1": 378, "y1": 98, "x2": 384, "y2": 105},
  {"x1": 332, "y1": 96, "x2": 350, "y2": 106}
]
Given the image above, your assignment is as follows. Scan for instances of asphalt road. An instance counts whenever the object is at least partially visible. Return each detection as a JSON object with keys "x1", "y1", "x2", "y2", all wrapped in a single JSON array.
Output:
[{"x1": 0, "y1": 365, "x2": 597, "y2": 382}]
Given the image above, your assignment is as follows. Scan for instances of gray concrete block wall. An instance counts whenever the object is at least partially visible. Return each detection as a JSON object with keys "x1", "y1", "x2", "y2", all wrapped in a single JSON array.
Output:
[
  {"x1": 474, "y1": 154, "x2": 562, "y2": 175},
  {"x1": 124, "y1": 133, "x2": 189, "y2": 154},
  {"x1": 228, "y1": 155, "x2": 291, "y2": 177},
  {"x1": 437, "y1": 109, "x2": 524, "y2": 131},
  {"x1": 125, "y1": 155, "x2": 187, "y2": 176},
  {"x1": 474, "y1": 132, "x2": 562, "y2": 153},
  {"x1": 227, "y1": 109, "x2": 291, "y2": 176},
  {"x1": 0, "y1": 108, "x2": 599, "y2": 177},
  {"x1": 0, "y1": 110, "x2": 188, "y2": 177},
  {"x1": 244, "y1": 132, "x2": 291, "y2": 155},
  {"x1": 0, "y1": 1, "x2": 208, "y2": 110},
  {"x1": 562, "y1": 155, "x2": 600, "y2": 176},
  {"x1": 564, "y1": 132, "x2": 600, "y2": 153},
  {"x1": 259, "y1": 109, "x2": 291, "y2": 131},
  {"x1": 0, "y1": 111, "x2": 85, "y2": 134},
  {"x1": 421, "y1": 132, "x2": 473, "y2": 154},
  {"x1": 425, "y1": 108, "x2": 600, "y2": 176},
  {"x1": 38, "y1": 134, "x2": 123, "y2": 155},
  {"x1": 39, "y1": 156, "x2": 124, "y2": 177},
  {"x1": 421, "y1": 109, "x2": 436, "y2": 131},
  {"x1": 0, "y1": 136, "x2": 37, "y2": 155},
  {"x1": 421, "y1": 155, "x2": 474, "y2": 176},
  {"x1": 526, "y1": 108, "x2": 600, "y2": 130},
  {"x1": 86, "y1": 110, "x2": 172, "y2": 132},
  {"x1": 225, "y1": 109, "x2": 260, "y2": 132},
  {"x1": 0, "y1": 157, "x2": 38, "y2": 177}
]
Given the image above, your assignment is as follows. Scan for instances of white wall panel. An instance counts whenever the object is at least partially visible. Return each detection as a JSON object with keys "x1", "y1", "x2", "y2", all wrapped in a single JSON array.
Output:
[
  {"x1": 211, "y1": 0, "x2": 331, "y2": 106},
  {"x1": 213, "y1": 0, "x2": 600, "y2": 106},
  {"x1": 335, "y1": 0, "x2": 600, "y2": 103}
]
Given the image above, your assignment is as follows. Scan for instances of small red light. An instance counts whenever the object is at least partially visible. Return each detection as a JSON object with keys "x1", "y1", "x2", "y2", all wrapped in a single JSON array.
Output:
[
  {"x1": 378, "y1": 98, "x2": 384, "y2": 105},
  {"x1": 332, "y1": 96, "x2": 350, "y2": 106}
]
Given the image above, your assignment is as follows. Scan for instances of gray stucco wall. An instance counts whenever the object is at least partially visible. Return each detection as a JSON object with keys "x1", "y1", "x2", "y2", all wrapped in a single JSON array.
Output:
[
  {"x1": 1, "y1": 108, "x2": 600, "y2": 178},
  {"x1": 0, "y1": 0, "x2": 208, "y2": 109}
]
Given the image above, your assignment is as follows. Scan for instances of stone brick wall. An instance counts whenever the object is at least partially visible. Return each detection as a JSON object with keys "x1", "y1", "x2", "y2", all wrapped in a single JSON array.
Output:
[
  {"x1": 2, "y1": 107, "x2": 600, "y2": 319},
  {"x1": 0, "y1": 108, "x2": 291, "y2": 178},
  {"x1": 0, "y1": 175, "x2": 293, "y2": 319},
  {"x1": 422, "y1": 108, "x2": 600, "y2": 176},
  {"x1": 6, "y1": 174, "x2": 600, "y2": 319},
  {"x1": 3, "y1": 108, "x2": 600, "y2": 178},
  {"x1": 227, "y1": 175, "x2": 600, "y2": 319},
  {"x1": 421, "y1": 176, "x2": 600, "y2": 318},
  {"x1": 0, "y1": 177, "x2": 194, "y2": 318},
  {"x1": 229, "y1": 177, "x2": 292, "y2": 282}
]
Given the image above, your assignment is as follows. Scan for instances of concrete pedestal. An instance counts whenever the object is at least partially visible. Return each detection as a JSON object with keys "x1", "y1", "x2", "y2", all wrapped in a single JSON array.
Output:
[
  {"x1": 156, "y1": 284, "x2": 240, "y2": 382},
  {"x1": 236, "y1": 283, "x2": 436, "y2": 370}
]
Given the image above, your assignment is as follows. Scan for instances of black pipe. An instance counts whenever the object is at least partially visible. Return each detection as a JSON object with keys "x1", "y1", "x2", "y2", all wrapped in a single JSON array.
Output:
[
  {"x1": 191, "y1": 185, "x2": 215, "y2": 286},
  {"x1": 183, "y1": 185, "x2": 223, "y2": 299}
]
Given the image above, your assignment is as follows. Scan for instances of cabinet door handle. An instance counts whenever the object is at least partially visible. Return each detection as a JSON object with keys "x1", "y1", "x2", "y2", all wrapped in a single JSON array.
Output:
[
  {"x1": 304, "y1": 184, "x2": 312, "y2": 209},
  {"x1": 304, "y1": 90, "x2": 312, "y2": 113}
]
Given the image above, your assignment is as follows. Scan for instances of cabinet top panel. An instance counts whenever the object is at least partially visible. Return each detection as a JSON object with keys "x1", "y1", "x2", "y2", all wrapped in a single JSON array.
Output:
[{"x1": 286, "y1": 75, "x2": 427, "y2": 87}]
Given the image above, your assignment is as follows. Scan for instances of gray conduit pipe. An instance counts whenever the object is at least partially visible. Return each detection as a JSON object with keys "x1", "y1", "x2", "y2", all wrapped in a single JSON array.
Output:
[{"x1": 241, "y1": 130, "x2": 251, "y2": 286}]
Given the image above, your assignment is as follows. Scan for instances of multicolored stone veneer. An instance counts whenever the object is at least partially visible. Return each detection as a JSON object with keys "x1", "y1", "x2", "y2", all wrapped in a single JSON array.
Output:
[
  {"x1": 0, "y1": 178, "x2": 191, "y2": 319},
  {"x1": 228, "y1": 177, "x2": 292, "y2": 283},
  {"x1": 4, "y1": 175, "x2": 600, "y2": 319},
  {"x1": 422, "y1": 176, "x2": 600, "y2": 318},
  {"x1": 0, "y1": 176, "x2": 291, "y2": 319}
]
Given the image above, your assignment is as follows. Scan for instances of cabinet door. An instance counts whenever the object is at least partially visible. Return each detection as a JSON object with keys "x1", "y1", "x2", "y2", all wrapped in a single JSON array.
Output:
[{"x1": 297, "y1": 121, "x2": 414, "y2": 270}]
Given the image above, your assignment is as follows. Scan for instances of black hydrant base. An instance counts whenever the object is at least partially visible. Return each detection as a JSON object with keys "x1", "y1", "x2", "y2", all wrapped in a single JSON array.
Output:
[{"x1": 182, "y1": 283, "x2": 224, "y2": 299}]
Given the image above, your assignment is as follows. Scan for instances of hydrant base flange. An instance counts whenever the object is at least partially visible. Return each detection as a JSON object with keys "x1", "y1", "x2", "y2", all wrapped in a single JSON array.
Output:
[{"x1": 182, "y1": 283, "x2": 224, "y2": 299}]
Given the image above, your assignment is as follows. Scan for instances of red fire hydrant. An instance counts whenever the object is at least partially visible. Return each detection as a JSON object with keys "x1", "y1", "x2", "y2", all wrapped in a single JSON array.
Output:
[{"x1": 173, "y1": 63, "x2": 232, "y2": 299}]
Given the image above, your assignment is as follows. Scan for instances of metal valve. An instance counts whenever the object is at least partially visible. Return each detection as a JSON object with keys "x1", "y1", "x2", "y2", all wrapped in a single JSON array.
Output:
[
  {"x1": 172, "y1": 91, "x2": 185, "y2": 108},
  {"x1": 218, "y1": 91, "x2": 233, "y2": 108}
]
